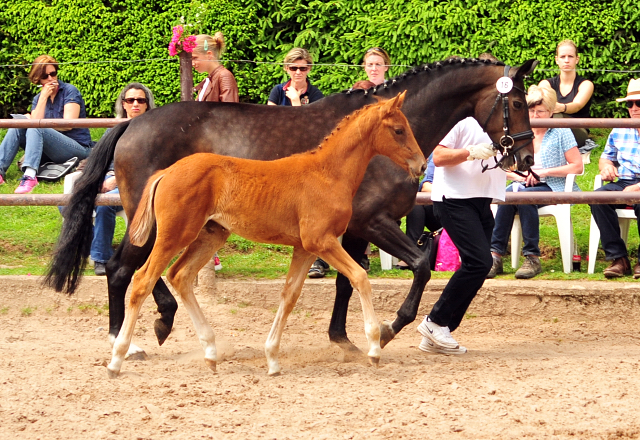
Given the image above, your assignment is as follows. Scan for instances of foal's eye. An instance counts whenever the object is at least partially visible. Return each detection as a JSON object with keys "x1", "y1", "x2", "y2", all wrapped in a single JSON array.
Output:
[
  {"x1": 513, "y1": 101, "x2": 523, "y2": 109},
  {"x1": 394, "y1": 128, "x2": 404, "y2": 135}
]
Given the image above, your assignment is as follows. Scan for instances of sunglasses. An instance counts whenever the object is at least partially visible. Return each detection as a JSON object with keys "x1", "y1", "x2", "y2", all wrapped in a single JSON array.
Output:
[
  {"x1": 288, "y1": 65, "x2": 309, "y2": 72},
  {"x1": 40, "y1": 71, "x2": 57, "y2": 80},
  {"x1": 626, "y1": 100, "x2": 640, "y2": 109},
  {"x1": 123, "y1": 97, "x2": 148, "y2": 105}
]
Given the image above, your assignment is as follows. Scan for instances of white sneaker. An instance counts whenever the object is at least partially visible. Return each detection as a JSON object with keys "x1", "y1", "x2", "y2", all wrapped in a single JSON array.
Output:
[
  {"x1": 419, "y1": 337, "x2": 467, "y2": 355},
  {"x1": 417, "y1": 317, "x2": 459, "y2": 349}
]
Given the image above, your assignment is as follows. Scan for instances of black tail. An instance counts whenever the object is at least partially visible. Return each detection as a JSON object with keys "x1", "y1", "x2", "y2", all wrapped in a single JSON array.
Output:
[{"x1": 43, "y1": 120, "x2": 131, "y2": 294}]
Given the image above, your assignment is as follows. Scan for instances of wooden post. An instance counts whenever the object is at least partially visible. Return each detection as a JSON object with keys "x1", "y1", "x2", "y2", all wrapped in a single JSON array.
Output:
[{"x1": 179, "y1": 51, "x2": 193, "y2": 102}]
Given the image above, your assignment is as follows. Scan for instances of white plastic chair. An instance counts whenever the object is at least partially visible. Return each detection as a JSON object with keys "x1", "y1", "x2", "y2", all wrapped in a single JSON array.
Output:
[
  {"x1": 510, "y1": 173, "x2": 580, "y2": 274},
  {"x1": 379, "y1": 249, "x2": 398, "y2": 270},
  {"x1": 63, "y1": 171, "x2": 127, "y2": 225},
  {"x1": 587, "y1": 175, "x2": 637, "y2": 274}
]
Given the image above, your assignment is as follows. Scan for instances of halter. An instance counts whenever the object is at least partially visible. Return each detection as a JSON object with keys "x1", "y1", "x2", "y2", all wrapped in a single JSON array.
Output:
[{"x1": 480, "y1": 65, "x2": 536, "y2": 178}]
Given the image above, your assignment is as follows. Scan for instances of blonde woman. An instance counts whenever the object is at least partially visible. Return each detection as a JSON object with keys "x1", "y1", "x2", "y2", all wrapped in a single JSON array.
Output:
[
  {"x1": 192, "y1": 32, "x2": 238, "y2": 103},
  {"x1": 362, "y1": 47, "x2": 390, "y2": 86},
  {"x1": 488, "y1": 83, "x2": 582, "y2": 279},
  {"x1": 268, "y1": 47, "x2": 324, "y2": 106},
  {"x1": 539, "y1": 39, "x2": 593, "y2": 147}
]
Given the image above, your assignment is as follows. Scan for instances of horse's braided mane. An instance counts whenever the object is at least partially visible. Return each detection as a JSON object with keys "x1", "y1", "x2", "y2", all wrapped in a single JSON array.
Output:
[{"x1": 343, "y1": 56, "x2": 505, "y2": 95}]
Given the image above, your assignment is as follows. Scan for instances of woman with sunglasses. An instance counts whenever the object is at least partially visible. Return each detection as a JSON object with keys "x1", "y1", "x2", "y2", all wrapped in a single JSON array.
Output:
[
  {"x1": 192, "y1": 33, "x2": 238, "y2": 103},
  {"x1": 539, "y1": 40, "x2": 594, "y2": 148},
  {"x1": 589, "y1": 78, "x2": 640, "y2": 279},
  {"x1": 0, "y1": 55, "x2": 93, "y2": 193},
  {"x1": 267, "y1": 47, "x2": 324, "y2": 106},
  {"x1": 90, "y1": 82, "x2": 156, "y2": 275}
]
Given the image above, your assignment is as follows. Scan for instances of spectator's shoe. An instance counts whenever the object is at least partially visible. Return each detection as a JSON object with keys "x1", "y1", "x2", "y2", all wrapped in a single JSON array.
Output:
[
  {"x1": 0, "y1": 174, "x2": 5, "y2": 185},
  {"x1": 515, "y1": 255, "x2": 542, "y2": 279},
  {"x1": 419, "y1": 337, "x2": 467, "y2": 355},
  {"x1": 634, "y1": 262, "x2": 640, "y2": 280},
  {"x1": 417, "y1": 316, "x2": 459, "y2": 349},
  {"x1": 361, "y1": 255, "x2": 370, "y2": 272},
  {"x1": 486, "y1": 254, "x2": 503, "y2": 279},
  {"x1": 94, "y1": 262, "x2": 107, "y2": 276},
  {"x1": 604, "y1": 256, "x2": 631, "y2": 279},
  {"x1": 14, "y1": 176, "x2": 38, "y2": 194},
  {"x1": 213, "y1": 254, "x2": 222, "y2": 271},
  {"x1": 308, "y1": 258, "x2": 329, "y2": 278}
]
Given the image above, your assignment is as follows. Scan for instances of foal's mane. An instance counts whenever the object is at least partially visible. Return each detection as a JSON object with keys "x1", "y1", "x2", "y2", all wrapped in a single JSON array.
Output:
[{"x1": 343, "y1": 56, "x2": 505, "y2": 95}]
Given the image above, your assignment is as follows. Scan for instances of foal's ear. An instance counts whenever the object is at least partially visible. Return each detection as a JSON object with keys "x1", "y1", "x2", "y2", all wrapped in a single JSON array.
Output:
[
  {"x1": 382, "y1": 91, "x2": 406, "y2": 114},
  {"x1": 512, "y1": 59, "x2": 539, "y2": 80}
]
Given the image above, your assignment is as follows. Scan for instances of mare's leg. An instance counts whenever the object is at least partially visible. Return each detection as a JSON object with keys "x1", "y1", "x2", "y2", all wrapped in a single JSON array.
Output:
[
  {"x1": 355, "y1": 215, "x2": 432, "y2": 348},
  {"x1": 317, "y1": 239, "x2": 382, "y2": 366},
  {"x1": 264, "y1": 247, "x2": 316, "y2": 376},
  {"x1": 107, "y1": 238, "x2": 181, "y2": 378},
  {"x1": 106, "y1": 231, "x2": 178, "y2": 354},
  {"x1": 330, "y1": 232, "x2": 368, "y2": 354},
  {"x1": 166, "y1": 223, "x2": 230, "y2": 373}
]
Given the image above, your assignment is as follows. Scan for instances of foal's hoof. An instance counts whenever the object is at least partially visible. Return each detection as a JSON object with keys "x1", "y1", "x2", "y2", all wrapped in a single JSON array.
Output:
[
  {"x1": 267, "y1": 370, "x2": 281, "y2": 377},
  {"x1": 380, "y1": 320, "x2": 396, "y2": 349},
  {"x1": 106, "y1": 367, "x2": 120, "y2": 379},
  {"x1": 205, "y1": 359, "x2": 217, "y2": 373},
  {"x1": 368, "y1": 356, "x2": 381, "y2": 368},
  {"x1": 154, "y1": 319, "x2": 172, "y2": 346},
  {"x1": 125, "y1": 351, "x2": 149, "y2": 361}
]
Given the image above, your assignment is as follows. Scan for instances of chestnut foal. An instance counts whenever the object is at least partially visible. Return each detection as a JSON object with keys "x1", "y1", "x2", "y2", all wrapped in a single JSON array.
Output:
[{"x1": 107, "y1": 92, "x2": 425, "y2": 377}]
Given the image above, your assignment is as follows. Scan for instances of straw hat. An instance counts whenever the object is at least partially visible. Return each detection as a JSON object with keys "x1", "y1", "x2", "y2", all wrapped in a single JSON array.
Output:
[{"x1": 616, "y1": 78, "x2": 640, "y2": 102}]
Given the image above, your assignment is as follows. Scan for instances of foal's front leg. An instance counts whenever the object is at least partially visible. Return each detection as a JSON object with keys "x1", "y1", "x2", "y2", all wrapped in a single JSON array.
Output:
[
  {"x1": 318, "y1": 240, "x2": 382, "y2": 366},
  {"x1": 264, "y1": 247, "x2": 316, "y2": 376}
]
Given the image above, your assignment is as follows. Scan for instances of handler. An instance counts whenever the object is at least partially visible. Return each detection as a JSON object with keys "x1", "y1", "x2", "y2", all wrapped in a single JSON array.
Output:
[{"x1": 416, "y1": 115, "x2": 505, "y2": 355}]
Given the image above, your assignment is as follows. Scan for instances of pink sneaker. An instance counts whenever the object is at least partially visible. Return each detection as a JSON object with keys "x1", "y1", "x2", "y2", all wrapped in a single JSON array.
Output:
[
  {"x1": 213, "y1": 254, "x2": 222, "y2": 271},
  {"x1": 14, "y1": 176, "x2": 38, "y2": 194},
  {"x1": 0, "y1": 174, "x2": 5, "y2": 185}
]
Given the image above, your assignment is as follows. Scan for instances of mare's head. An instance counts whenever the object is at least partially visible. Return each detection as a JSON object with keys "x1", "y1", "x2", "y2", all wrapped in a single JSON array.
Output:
[
  {"x1": 364, "y1": 92, "x2": 426, "y2": 179},
  {"x1": 473, "y1": 59, "x2": 538, "y2": 172}
]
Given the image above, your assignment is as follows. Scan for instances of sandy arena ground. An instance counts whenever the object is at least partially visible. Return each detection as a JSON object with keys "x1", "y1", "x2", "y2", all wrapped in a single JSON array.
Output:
[{"x1": 1, "y1": 275, "x2": 640, "y2": 439}]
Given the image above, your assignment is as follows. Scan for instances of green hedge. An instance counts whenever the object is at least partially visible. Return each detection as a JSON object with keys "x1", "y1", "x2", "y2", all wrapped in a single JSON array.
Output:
[{"x1": 0, "y1": 0, "x2": 638, "y2": 117}]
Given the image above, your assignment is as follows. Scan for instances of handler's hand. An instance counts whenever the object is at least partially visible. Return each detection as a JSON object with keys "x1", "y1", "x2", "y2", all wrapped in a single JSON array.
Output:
[
  {"x1": 465, "y1": 143, "x2": 497, "y2": 161},
  {"x1": 600, "y1": 164, "x2": 618, "y2": 182}
]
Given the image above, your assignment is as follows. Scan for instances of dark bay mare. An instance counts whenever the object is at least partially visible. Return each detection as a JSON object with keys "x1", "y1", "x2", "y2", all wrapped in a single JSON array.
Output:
[{"x1": 46, "y1": 58, "x2": 537, "y2": 358}]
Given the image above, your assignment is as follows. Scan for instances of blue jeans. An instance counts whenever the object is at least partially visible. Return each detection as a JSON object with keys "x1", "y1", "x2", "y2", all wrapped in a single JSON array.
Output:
[
  {"x1": 589, "y1": 179, "x2": 640, "y2": 261},
  {"x1": 90, "y1": 188, "x2": 124, "y2": 264},
  {"x1": 490, "y1": 182, "x2": 553, "y2": 257},
  {"x1": 0, "y1": 127, "x2": 92, "y2": 176}
]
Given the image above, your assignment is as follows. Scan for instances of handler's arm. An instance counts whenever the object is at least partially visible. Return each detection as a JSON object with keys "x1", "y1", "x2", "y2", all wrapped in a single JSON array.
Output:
[{"x1": 432, "y1": 144, "x2": 470, "y2": 167}]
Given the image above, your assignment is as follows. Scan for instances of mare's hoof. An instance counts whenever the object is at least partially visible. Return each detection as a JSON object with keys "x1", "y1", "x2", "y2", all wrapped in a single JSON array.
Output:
[
  {"x1": 380, "y1": 321, "x2": 396, "y2": 349},
  {"x1": 368, "y1": 356, "x2": 381, "y2": 368},
  {"x1": 333, "y1": 340, "x2": 364, "y2": 362},
  {"x1": 267, "y1": 370, "x2": 281, "y2": 377},
  {"x1": 154, "y1": 319, "x2": 172, "y2": 346},
  {"x1": 106, "y1": 367, "x2": 119, "y2": 379},
  {"x1": 205, "y1": 359, "x2": 217, "y2": 373},
  {"x1": 125, "y1": 351, "x2": 149, "y2": 361}
]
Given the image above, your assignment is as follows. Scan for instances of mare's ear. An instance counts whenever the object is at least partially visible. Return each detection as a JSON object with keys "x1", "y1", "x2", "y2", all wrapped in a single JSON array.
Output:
[{"x1": 512, "y1": 59, "x2": 538, "y2": 80}]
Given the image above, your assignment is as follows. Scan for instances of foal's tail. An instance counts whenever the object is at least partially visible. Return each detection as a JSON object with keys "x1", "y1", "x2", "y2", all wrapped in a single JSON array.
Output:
[
  {"x1": 129, "y1": 172, "x2": 165, "y2": 247},
  {"x1": 43, "y1": 120, "x2": 131, "y2": 294}
]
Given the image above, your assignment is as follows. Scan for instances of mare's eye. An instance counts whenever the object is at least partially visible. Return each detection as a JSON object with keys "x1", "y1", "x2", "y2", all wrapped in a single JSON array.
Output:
[
  {"x1": 395, "y1": 128, "x2": 404, "y2": 135},
  {"x1": 513, "y1": 101, "x2": 523, "y2": 109}
]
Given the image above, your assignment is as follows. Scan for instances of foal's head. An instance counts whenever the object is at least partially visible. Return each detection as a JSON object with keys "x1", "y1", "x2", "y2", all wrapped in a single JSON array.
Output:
[{"x1": 365, "y1": 92, "x2": 426, "y2": 179}]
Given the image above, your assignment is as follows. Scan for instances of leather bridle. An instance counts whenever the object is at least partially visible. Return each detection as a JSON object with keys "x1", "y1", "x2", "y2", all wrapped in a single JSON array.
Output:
[{"x1": 480, "y1": 65, "x2": 536, "y2": 178}]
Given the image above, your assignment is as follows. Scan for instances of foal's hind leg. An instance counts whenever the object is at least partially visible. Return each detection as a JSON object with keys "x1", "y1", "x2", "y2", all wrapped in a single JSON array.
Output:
[
  {"x1": 264, "y1": 247, "x2": 316, "y2": 376},
  {"x1": 167, "y1": 224, "x2": 231, "y2": 373},
  {"x1": 315, "y1": 240, "x2": 382, "y2": 366},
  {"x1": 107, "y1": 240, "x2": 182, "y2": 378}
]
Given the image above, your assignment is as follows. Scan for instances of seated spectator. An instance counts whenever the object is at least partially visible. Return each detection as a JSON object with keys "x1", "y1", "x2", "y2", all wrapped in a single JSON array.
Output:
[
  {"x1": 488, "y1": 83, "x2": 582, "y2": 279},
  {"x1": 539, "y1": 40, "x2": 594, "y2": 148},
  {"x1": 268, "y1": 47, "x2": 323, "y2": 106},
  {"x1": 362, "y1": 47, "x2": 391, "y2": 86},
  {"x1": 192, "y1": 32, "x2": 239, "y2": 272},
  {"x1": 91, "y1": 83, "x2": 155, "y2": 275},
  {"x1": 0, "y1": 55, "x2": 93, "y2": 193},
  {"x1": 589, "y1": 78, "x2": 640, "y2": 278},
  {"x1": 395, "y1": 153, "x2": 442, "y2": 269}
]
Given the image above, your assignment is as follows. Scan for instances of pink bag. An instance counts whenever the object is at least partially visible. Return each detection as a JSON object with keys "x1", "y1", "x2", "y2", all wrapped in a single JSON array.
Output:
[{"x1": 434, "y1": 228, "x2": 461, "y2": 272}]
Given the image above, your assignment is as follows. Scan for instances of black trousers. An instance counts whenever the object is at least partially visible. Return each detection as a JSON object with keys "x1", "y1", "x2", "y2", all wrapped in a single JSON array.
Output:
[
  {"x1": 405, "y1": 204, "x2": 442, "y2": 243},
  {"x1": 429, "y1": 197, "x2": 494, "y2": 332}
]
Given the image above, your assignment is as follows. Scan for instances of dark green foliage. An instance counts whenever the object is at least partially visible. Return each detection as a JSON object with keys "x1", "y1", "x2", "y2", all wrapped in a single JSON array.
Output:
[{"x1": 0, "y1": 0, "x2": 638, "y2": 117}]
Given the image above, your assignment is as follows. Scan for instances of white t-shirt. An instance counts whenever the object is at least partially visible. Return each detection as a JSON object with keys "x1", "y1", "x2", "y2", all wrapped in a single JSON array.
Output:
[{"x1": 431, "y1": 117, "x2": 506, "y2": 202}]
